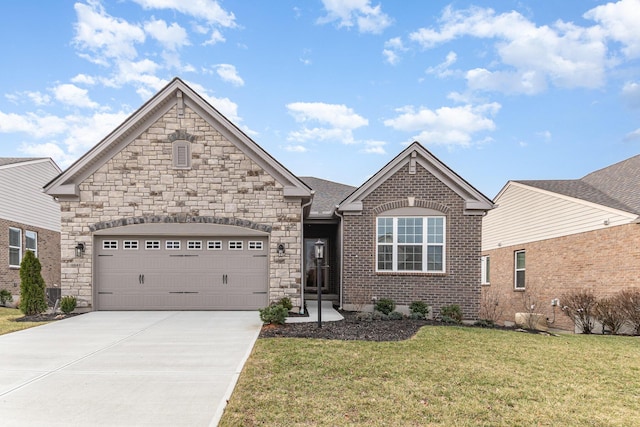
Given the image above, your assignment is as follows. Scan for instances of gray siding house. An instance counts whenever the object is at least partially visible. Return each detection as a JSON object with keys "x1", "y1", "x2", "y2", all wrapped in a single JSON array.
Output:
[{"x1": 45, "y1": 78, "x2": 493, "y2": 318}]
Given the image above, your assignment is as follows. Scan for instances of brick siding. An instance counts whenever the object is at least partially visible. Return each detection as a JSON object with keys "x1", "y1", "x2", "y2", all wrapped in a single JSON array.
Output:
[
  {"x1": 482, "y1": 223, "x2": 640, "y2": 331},
  {"x1": 343, "y1": 163, "x2": 483, "y2": 319}
]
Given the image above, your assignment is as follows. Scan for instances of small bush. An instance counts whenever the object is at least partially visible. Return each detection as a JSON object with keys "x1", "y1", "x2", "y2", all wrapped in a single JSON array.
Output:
[
  {"x1": 440, "y1": 304, "x2": 462, "y2": 324},
  {"x1": 561, "y1": 290, "x2": 598, "y2": 334},
  {"x1": 371, "y1": 310, "x2": 388, "y2": 321},
  {"x1": 0, "y1": 289, "x2": 13, "y2": 306},
  {"x1": 60, "y1": 295, "x2": 77, "y2": 314},
  {"x1": 594, "y1": 295, "x2": 626, "y2": 335},
  {"x1": 388, "y1": 311, "x2": 404, "y2": 320},
  {"x1": 278, "y1": 297, "x2": 293, "y2": 311},
  {"x1": 409, "y1": 301, "x2": 430, "y2": 317},
  {"x1": 619, "y1": 289, "x2": 640, "y2": 335},
  {"x1": 374, "y1": 298, "x2": 395, "y2": 315},
  {"x1": 409, "y1": 312, "x2": 426, "y2": 320},
  {"x1": 355, "y1": 312, "x2": 373, "y2": 322},
  {"x1": 259, "y1": 304, "x2": 288, "y2": 325},
  {"x1": 19, "y1": 251, "x2": 48, "y2": 315},
  {"x1": 474, "y1": 319, "x2": 495, "y2": 328}
]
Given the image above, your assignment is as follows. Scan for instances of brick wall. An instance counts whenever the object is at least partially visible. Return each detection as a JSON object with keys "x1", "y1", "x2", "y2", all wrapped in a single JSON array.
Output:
[
  {"x1": 59, "y1": 105, "x2": 303, "y2": 309},
  {"x1": 0, "y1": 218, "x2": 61, "y2": 293},
  {"x1": 482, "y1": 223, "x2": 640, "y2": 331},
  {"x1": 343, "y1": 163, "x2": 483, "y2": 319}
]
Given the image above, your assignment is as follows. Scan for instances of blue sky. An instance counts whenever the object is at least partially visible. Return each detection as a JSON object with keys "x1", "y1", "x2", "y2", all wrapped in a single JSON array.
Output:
[{"x1": 1, "y1": 0, "x2": 639, "y2": 197}]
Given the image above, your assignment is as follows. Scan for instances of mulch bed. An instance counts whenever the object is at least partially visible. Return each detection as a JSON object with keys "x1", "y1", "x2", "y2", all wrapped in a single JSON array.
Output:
[{"x1": 13, "y1": 312, "x2": 82, "y2": 322}]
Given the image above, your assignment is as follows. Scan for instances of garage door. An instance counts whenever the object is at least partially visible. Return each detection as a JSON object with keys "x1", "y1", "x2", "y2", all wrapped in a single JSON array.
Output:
[{"x1": 95, "y1": 235, "x2": 268, "y2": 310}]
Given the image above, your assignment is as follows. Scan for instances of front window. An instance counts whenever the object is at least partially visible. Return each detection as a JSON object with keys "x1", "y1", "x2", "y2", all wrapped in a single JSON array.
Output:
[
  {"x1": 25, "y1": 230, "x2": 37, "y2": 258},
  {"x1": 9, "y1": 227, "x2": 21, "y2": 267},
  {"x1": 376, "y1": 216, "x2": 445, "y2": 273},
  {"x1": 515, "y1": 250, "x2": 525, "y2": 289},
  {"x1": 481, "y1": 256, "x2": 490, "y2": 285}
]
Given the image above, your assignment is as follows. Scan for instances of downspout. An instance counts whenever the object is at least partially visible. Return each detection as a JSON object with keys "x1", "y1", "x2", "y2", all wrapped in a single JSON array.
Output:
[
  {"x1": 299, "y1": 191, "x2": 315, "y2": 314},
  {"x1": 334, "y1": 206, "x2": 345, "y2": 310}
]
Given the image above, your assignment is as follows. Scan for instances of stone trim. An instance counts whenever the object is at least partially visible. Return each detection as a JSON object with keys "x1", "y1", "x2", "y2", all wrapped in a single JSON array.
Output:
[
  {"x1": 89, "y1": 215, "x2": 272, "y2": 233},
  {"x1": 373, "y1": 199, "x2": 450, "y2": 215},
  {"x1": 167, "y1": 129, "x2": 196, "y2": 143}
]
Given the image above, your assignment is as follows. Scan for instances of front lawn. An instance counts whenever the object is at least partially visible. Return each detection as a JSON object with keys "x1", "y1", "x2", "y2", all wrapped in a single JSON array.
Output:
[
  {"x1": 221, "y1": 326, "x2": 640, "y2": 426},
  {"x1": 0, "y1": 307, "x2": 49, "y2": 335}
]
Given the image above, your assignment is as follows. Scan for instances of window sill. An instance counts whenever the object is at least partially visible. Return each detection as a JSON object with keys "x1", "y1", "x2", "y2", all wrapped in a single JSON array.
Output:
[
  {"x1": 513, "y1": 288, "x2": 526, "y2": 292},
  {"x1": 376, "y1": 271, "x2": 447, "y2": 277}
]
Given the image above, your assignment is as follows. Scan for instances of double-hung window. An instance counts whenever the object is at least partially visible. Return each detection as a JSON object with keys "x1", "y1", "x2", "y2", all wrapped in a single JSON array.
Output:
[
  {"x1": 9, "y1": 227, "x2": 21, "y2": 268},
  {"x1": 25, "y1": 231, "x2": 37, "y2": 258},
  {"x1": 376, "y1": 216, "x2": 445, "y2": 273},
  {"x1": 481, "y1": 255, "x2": 490, "y2": 285},
  {"x1": 514, "y1": 250, "x2": 525, "y2": 289}
]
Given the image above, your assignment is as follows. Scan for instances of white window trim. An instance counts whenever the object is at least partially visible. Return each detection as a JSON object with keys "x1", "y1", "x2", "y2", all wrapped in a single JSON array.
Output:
[
  {"x1": 187, "y1": 241, "x2": 203, "y2": 250},
  {"x1": 145, "y1": 240, "x2": 161, "y2": 250},
  {"x1": 229, "y1": 241, "x2": 243, "y2": 250},
  {"x1": 514, "y1": 250, "x2": 525, "y2": 290},
  {"x1": 207, "y1": 241, "x2": 222, "y2": 250},
  {"x1": 481, "y1": 255, "x2": 490, "y2": 285},
  {"x1": 123, "y1": 240, "x2": 139, "y2": 250},
  {"x1": 375, "y1": 216, "x2": 446, "y2": 273},
  {"x1": 25, "y1": 230, "x2": 37, "y2": 258},
  {"x1": 166, "y1": 240, "x2": 181, "y2": 250},
  {"x1": 248, "y1": 241, "x2": 263, "y2": 250},
  {"x1": 103, "y1": 240, "x2": 118, "y2": 250},
  {"x1": 9, "y1": 227, "x2": 22, "y2": 268}
]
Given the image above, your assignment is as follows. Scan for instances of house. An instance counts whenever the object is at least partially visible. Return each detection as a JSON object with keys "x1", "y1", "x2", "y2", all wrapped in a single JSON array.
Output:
[
  {"x1": 44, "y1": 78, "x2": 494, "y2": 318},
  {"x1": 1, "y1": 158, "x2": 62, "y2": 301},
  {"x1": 481, "y1": 155, "x2": 640, "y2": 331}
]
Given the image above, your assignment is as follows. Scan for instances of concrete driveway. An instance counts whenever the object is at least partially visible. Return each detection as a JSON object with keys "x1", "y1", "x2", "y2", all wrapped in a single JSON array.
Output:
[{"x1": 0, "y1": 311, "x2": 262, "y2": 426}]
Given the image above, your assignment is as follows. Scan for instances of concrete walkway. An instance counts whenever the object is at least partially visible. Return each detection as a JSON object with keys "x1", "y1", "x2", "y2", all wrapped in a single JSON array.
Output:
[
  {"x1": 0, "y1": 311, "x2": 262, "y2": 426},
  {"x1": 287, "y1": 300, "x2": 344, "y2": 323}
]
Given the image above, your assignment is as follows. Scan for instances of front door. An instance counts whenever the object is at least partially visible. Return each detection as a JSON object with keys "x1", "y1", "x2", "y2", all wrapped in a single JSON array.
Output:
[{"x1": 304, "y1": 238, "x2": 329, "y2": 291}]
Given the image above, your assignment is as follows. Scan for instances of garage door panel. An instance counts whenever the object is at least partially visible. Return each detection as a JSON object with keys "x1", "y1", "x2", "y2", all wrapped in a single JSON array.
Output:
[{"x1": 95, "y1": 235, "x2": 269, "y2": 310}]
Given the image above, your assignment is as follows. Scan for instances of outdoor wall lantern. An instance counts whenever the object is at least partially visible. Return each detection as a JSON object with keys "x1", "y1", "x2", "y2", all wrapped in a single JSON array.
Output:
[
  {"x1": 314, "y1": 239, "x2": 325, "y2": 328},
  {"x1": 75, "y1": 242, "x2": 85, "y2": 258},
  {"x1": 277, "y1": 243, "x2": 285, "y2": 256}
]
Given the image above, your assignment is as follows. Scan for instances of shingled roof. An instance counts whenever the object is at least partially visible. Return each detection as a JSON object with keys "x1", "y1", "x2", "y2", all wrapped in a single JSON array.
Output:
[
  {"x1": 515, "y1": 154, "x2": 640, "y2": 215},
  {"x1": 299, "y1": 176, "x2": 356, "y2": 219}
]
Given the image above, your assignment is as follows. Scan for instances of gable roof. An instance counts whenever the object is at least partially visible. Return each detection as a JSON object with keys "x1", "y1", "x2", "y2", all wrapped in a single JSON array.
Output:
[
  {"x1": 299, "y1": 176, "x2": 356, "y2": 219},
  {"x1": 0, "y1": 157, "x2": 49, "y2": 168},
  {"x1": 337, "y1": 141, "x2": 494, "y2": 215},
  {"x1": 512, "y1": 154, "x2": 640, "y2": 216},
  {"x1": 44, "y1": 77, "x2": 311, "y2": 200}
]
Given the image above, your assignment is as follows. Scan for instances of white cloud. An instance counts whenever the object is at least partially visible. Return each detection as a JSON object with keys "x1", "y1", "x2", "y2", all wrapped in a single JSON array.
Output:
[
  {"x1": 318, "y1": 0, "x2": 392, "y2": 34},
  {"x1": 215, "y1": 64, "x2": 244, "y2": 87},
  {"x1": 537, "y1": 130, "x2": 552, "y2": 141},
  {"x1": 144, "y1": 19, "x2": 190, "y2": 51},
  {"x1": 624, "y1": 128, "x2": 640, "y2": 142},
  {"x1": 287, "y1": 102, "x2": 368, "y2": 129},
  {"x1": 409, "y1": 5, "x2": 608, "y2": 94},
  {"x1": 622, "y1": 81, "x2": 640, "y2": 109},
  {"x1": 585, "y1": 0, "x2": 640, "y2": 59},
  {"x1": 426, "y1": 51, "x2": 457, "y2": 77},
  {"x1": 131, "y1": 0, "x2": 236, "y2": 27},
  {"x1": 19, "y1": 142, "x2": 77, "y2": 168},
  {"x1": 71, "y1": 74, "x2": 97, "y2": 85},
  {"x1": 383, "y1": 37, "x2": 406, "y2": 65},
  {"x1": 384, "y1": 103, "x2": 500, "y2": 147},
  {"x1": 203, "y1": 29, "x2": 226, "y2": 46},
  {"x1": 0, "y1": 111, "x2": 67, "y2": 138},
  {"x1": 362, "y1": 140, "x2": 386, "y2": 154},
  {"x1": 284, "y1": 145, "x2": 308, "y2": 153},
  {"x1": 53, "y1": 83, "x2": 99, "y2": 109}
]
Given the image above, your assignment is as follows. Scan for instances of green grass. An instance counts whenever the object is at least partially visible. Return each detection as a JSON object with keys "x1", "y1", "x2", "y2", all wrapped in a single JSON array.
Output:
[
  {"x1": 0, "y1": 307, "x2": 48, "y2": 335},
  {"x1": 221, "y1": 327, "x2": 640, "y2": 426}
]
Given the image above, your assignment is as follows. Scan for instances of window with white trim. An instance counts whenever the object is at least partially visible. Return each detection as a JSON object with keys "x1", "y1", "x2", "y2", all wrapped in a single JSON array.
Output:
[
  {"x1": 25, "y1": 230, "x2": 37, "y2": 257},
  {"x1": 514, "y1": 250, "x2": 525, "y2": 289},
  {"x1": 145, "y1": 240, "x2": 160, "y2": 250},
  {"x1": 187, "y1": 241, "x2": 202, "y2": 250},
  {"x1": 376, "y1": 216, "x2": 446, "y2": 273},
  {"x1": 9, "y1": 227, "x2": 21, "y2": 267},
  {"x1": 103, "y1": 240, "x2": 118, "y2": 250},
  {"x1": 172, "y1": 140, "x2": 191, "y2": 169},
  {"x1": 123, "y1": 240, "x2": 139, "y2": 250},
  {"x1": 166, "y1": 240, "x2": 181, "y2": 250},
  {"x1": 207, "y1": 241, "x2": 222, "y2": 250},
  {"x1": 229, "y1": 241, "x2": 243, "y2": 250},
  {"x1": 481, "y1": 256, "x2": 490, "y2": 285},
  {"x1": 248, "y1": 241, "x2": 263, "y2": 250}
]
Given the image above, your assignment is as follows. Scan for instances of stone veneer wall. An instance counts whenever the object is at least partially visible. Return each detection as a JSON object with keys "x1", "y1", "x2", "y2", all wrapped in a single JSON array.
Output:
[
  {"x1": 59, "y1": 105, "x2": 303, "y2": 309},
  {"x1": 342, "y1": 164, "x2": 483, "y2": 319},
  {"x1": 0, "y1": 218, "x2": 61, "y2": 291},
  {"x1": 481, "y1": 223, "x2": 640, "y2": 331}
]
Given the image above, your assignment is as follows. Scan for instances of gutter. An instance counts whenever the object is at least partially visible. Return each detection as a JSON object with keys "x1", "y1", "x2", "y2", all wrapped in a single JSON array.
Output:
[
  {"x1": 334, "y1": 206, "x2": 344, "y2": 310},
  {"x1": 299, "y1": 191, "x2": 315, "y2": 314}
]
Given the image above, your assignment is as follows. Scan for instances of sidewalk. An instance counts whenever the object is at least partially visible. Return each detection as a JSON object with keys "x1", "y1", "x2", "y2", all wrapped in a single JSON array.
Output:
[{"x1": 287, "y1": 300, "x2": 344, "y2": 323}]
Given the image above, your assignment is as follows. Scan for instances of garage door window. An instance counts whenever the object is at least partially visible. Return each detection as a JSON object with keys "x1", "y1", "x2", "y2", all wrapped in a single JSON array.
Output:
[
  {"x1": 146, "y1": 241, "x2": 160, "y2": 250},
  {"x1": 166, "y1": 241, "x2": 181, "y2": 250},
  {"x1": 123, "y1": 240, "x2": 139, "y2": 250},
  {"x1": 187, "y1": 241, "x2": 202, "y2": 250},
  {"x1": 248, "y1": 241, "x2": 263, "y2": 250},
  {"x1": 208, "y1": 241, "x2": 222, "y2": 250},
  {"x1": 229, "y1": 241, "x2": 243, "y2": 250},
  {"x1": 103, "y1": 241, "x2": 118, "y2": 250}
]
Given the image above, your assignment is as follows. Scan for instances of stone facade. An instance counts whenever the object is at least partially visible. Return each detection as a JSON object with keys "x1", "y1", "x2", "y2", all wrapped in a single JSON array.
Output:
[
  {"x1": 481, "y1": 223, "x2": 640, "y2": 331},
  {"x1": 342, "y1": 163, "x2": 484, "y2": 319},
  {"x1": 0, "y1": 218, "x2": 61, "y2": 292},
  {"x1": 59, "y1": 105, "x2": 303, "y2": 309}
]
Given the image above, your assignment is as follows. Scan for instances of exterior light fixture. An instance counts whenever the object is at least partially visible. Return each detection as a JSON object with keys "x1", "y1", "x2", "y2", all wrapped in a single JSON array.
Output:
[
  {"x1": 314, "y1": 239, "x2": 324, "y2": 260},
  {"x1": 314, "y1": 239, "x2": 325, "y2": 328},
  {"x1": 75, "y1": 242, "x2": 85, "y2": 258},
  {"x1": 277, "y1": 243, "x2": 285, "y2": 256}
]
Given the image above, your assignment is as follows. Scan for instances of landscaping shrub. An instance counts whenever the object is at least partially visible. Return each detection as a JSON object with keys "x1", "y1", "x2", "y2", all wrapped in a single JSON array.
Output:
[
  {"x1": 371, "y1": 310, "x2": 388, "y2": 321},
  {"x1": 474, "y1": 319, "x2": 495, "y2": 328},
  {"x1": 594, "y1": 295, "x2": 626, "y2": 335},
  {"x1": 278, "y1": 297, "x2": 293, "y2": 311},
  {"x1": 19, "y1": 251, "x2": 48, "y2": 315},
  {"x1": 410, "y1": 312, "x2": 426, "y2": 320},
  {"x1": 619, "y1": 289, "x2": 640, "y2": 335},
  {"x1": 374, "y1": 298, "x2": 395, "y2": 315},
  {"x1": 0, "y1": 289, "x2": 13, "y2": 306},
  {"x1": 259, "y1": 304, "x2": 289, "y2": 325},
  {"x1": 440, "y1": 304, "x2": 462, "y2": 324},
  {"x1": 409, "y1": 301, "x2": 430, "y2": 318},
  {"x1": 478, "y1": 289, "x2": 503, "y2": 324},
  {"x1": 355, "y1": 312, "x2": 373, "y2": 322},
  {"x1": 60, "y1": 295, "x2": 77, "y2": 314},
  {"x1": 561, "y1": 290, "x2": 598, "y2": 334},
  {"x1": 388, "y1": 311, "x2": 404, "y2": 320}
]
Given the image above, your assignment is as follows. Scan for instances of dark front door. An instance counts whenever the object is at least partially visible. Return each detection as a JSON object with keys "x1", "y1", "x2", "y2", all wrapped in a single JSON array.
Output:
[{"x1": 304, "y1": 238, "x2": 329, "y2": 291}]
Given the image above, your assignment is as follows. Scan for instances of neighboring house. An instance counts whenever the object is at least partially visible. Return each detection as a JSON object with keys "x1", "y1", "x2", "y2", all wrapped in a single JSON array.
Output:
[
  {"x1": 1, "y1": 158, "x2": 62, "y2": 298},
  {"x1": 44, "y1": 78, "x2": 493, "y2": 318},
  {"x1": 482, "y1": 155, "x2": 640, "y2": 331}
]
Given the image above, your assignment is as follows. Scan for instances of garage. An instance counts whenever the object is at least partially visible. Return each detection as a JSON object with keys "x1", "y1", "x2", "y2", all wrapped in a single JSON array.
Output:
[{"x1": 94, "y1": 227, "x2": 269, "y2": 310}]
